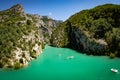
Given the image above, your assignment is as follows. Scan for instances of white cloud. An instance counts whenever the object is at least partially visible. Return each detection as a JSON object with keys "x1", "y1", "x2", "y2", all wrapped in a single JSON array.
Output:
[{"x1": 48, "y1": 12, "x2": 52, "y2": 16}]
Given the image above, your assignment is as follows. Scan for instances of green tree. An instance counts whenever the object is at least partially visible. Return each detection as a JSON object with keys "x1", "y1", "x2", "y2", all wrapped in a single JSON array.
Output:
[
  {"x1": 27, "y1": 20, "x2": 32, "y2": 25},
  {"x1": 105, "y1": 28, "x2": 120, "y2": 55},
  {"x1": 90, "y1": 18, "x2": 112, "y2": 38}
]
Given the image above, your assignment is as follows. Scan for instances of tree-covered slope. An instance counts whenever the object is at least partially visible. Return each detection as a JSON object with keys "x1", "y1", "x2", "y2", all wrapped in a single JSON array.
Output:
[
  {"x1": 51, "y1": 4, "x2": 120, "y2": 58},
  {"x1": 0, "y1": 4, "x2": 43, "y2": 69},
  {"x1": 0, "y1": 4, "x2": 61, "y2": 69}
]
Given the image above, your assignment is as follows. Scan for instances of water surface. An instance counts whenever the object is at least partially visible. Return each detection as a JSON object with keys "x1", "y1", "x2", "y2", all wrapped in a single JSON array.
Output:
[{"x1": 0, "y1": 45, "x2": 120, "y2": 80}]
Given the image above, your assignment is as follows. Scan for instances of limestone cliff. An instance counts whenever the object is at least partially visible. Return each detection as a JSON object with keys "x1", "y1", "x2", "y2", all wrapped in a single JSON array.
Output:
[
  {"x1": 0, "y1": 4, "x2": 60, "y2": 69},
  {"x1": 26, "y1": 14, "x2": 62, "y2": 44},
  {"x1": 51, "y1": 23, "x2": 107, "y2": 55}
]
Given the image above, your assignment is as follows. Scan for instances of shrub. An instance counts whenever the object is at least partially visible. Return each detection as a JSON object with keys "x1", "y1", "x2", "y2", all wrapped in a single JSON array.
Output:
[
  {"x1": 27, "y1": 20, "x2": 32, "y2": 25},
  {"x1": 14, "y1": 62, "x2": 21, "y2": 69},
  {"x1": 109, "y1": 53, "x2": 116, "y2": 59}
]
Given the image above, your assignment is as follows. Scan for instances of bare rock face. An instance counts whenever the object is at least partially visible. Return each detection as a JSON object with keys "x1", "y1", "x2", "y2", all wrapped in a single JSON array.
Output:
[
  {"x1": 51, "y1": 25, "x2": 108, "y2": 55},
  {"x1": 9, "y1": 4, "x2": 25, "y2": 17},
  {"x1": 26, "y1": 14, "x2": 62, "y2": 44},
  {"x1": 42, "y1": 16, "x2": 57, "y2": 27},
  {"x1": 0, "y1": 4, "x2": 26, "y2": 23},
  {"x1": 33, "y1": 14, "x2": 45, "y2": 28},
  {"x1": 71, "y1": 28, "x2": 107, "y2": 55}
]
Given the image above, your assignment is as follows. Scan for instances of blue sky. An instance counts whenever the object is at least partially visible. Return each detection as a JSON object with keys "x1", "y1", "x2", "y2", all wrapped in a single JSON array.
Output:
[{"x1": 0, "y1": 0, "x2": 120, "y2": 20}]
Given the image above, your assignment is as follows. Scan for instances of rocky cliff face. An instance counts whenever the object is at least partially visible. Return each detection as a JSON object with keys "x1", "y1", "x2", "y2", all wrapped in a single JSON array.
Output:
[
  {"x1": 26, "y1": 14, "x2": 62, "y2": 44},
  {"x1": 51, "y1": 23, "x2": 107, "y2": 55},
  {"x1": 0, "y1": 4, "x2": 26, "y2": 23},
  {"x1": 67, "y1": 26, "x2": 107, "y2": 55},
  {"x1": 10, "y1": 4, "x2": 25, "y2": 17},
  {"x1": 0, "y1": 4, "x2": 60, "y2": 69}
]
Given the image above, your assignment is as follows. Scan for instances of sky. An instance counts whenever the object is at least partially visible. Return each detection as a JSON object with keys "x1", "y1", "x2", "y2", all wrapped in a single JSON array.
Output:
[{"x1": 0, "y1": 0, "x2": 120, "y2": 21}]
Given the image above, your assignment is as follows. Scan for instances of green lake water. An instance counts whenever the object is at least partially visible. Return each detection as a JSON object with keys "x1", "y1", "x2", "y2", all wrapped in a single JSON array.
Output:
[{"x1": 0, "y1": 45, "x2": 120, "y2": 80}]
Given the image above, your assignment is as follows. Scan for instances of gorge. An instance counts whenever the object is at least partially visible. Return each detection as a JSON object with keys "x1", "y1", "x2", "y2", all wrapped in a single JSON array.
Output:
[{"x1": 0, "y1": 3, "x2": 120, "y2": 69}]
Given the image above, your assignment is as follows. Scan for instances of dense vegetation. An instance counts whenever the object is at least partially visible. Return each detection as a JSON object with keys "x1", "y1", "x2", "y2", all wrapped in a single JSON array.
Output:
[
  {"x1": 51, "y1": 4, "x2": 120, "y2": 58},
  {"x1": 0, "y1": 4, "x2": 42, "y2": 69},
  {"x1": 0, "y1": 22, "x2": 38, "y2": 55},
  {"x1": 0, "y1": 3, "x2": 63, "y2": 69},
  {"x1": 0, "y1": 18, "x2": 40, "y2": 68}
]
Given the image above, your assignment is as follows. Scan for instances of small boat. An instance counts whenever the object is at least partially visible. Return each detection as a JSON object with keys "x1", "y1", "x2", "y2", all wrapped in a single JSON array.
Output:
[
  {"x1": 66, "y1": 56, "x2": 74, "y2": 59},
  {"x1": 111, "y1": 68, "x2": 118, "y2": 73}
]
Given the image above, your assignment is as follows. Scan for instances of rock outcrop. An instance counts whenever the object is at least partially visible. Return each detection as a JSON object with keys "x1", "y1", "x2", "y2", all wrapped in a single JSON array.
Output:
[
  {"x1": 10, "y1": 4, "x2": 25, "y2": 17},
  {"x1": 27, "y1": 14, "x2": 62, "y2": 44},
  {"x1": 51, "y1": 23, "x2": 107, "y2": 55},
  {"x1": 0, "y1": 4, "x2": 25, "y2": 23}
]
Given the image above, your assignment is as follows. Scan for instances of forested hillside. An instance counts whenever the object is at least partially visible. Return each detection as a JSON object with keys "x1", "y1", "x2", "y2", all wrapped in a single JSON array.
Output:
[{"x1": 51, "y1": 4, "x2": 120, "y2": 58}]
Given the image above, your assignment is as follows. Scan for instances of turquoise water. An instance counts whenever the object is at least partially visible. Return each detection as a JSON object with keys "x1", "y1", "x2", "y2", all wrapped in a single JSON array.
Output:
[{"x1": 0, "y1": 45, "x2": 120, "y2": 80}]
